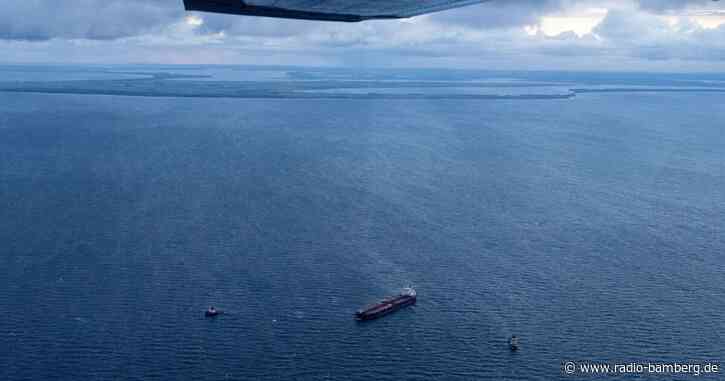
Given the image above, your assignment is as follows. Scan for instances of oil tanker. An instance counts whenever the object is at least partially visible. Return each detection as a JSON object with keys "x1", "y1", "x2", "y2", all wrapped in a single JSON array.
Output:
[{"x1": 355, "y1": 287, "x2": 416, "y2": 321}]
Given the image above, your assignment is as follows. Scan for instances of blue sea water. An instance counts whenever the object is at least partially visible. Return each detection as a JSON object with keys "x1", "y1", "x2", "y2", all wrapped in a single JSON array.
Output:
[{"x1": 0, "y1": 66, "x2": 724, "y2": 380}]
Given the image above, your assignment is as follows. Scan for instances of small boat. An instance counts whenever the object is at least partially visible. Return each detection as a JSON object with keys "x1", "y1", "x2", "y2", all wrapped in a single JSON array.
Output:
[
  {"x1": 205, "y1": 306, "x2": 221, "y2": 317},
  {"x1": 509, "y1": 335, "x2": 519, "y2": 351}
]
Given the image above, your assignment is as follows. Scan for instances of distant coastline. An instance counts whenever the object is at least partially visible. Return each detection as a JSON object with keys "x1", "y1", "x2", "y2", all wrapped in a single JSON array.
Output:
[{"x1": 2, "y1": 65, "x2": 725, "y2": 100}]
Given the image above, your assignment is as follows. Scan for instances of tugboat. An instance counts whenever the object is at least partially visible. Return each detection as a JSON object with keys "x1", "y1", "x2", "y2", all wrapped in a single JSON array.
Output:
[
  {"x1": 205, "y1": 306, "x2": 220, "y2": 317},
  {"x1": 355, "y1": 287, "x2": 416, "y2": 321},
  {"x1": 509, "y1": 335, "x2": 519, "y2": 351}
]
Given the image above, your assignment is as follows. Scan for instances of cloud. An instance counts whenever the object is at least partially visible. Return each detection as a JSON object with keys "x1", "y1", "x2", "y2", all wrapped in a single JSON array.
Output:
[
  {"x1": 430, "y1": 0, "x2": 568, "y2": 29},
  {"x1": 593, "y1": 8, "x2": 673, "y2": 41},
  {"x1": 0, "y1": 0, "x2": 181, "y2": 41},
  {"x1": 3, "y1": 0, "x2": 722, "y2": 41},
  {"x1": 1, "y1": 0, "x2": 725, "y2": 70},
  {"x1": 196, "y1": 13, "x2": 319, "y2": 38},
  {"x1": 588, "y1": 8, "x2": 725, "y2": 61},
  {"x1": 636, "y1": 0, "x2": 716, "y2": 12}
]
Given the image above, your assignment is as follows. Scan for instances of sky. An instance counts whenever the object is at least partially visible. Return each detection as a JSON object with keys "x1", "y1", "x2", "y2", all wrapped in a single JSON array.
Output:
[{"x1": 2, "y1": 0, "x2": 725, "y2": 71}]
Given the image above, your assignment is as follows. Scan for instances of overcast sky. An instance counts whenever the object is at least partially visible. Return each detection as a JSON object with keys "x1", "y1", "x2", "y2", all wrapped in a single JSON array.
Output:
[{"x1": 2, "y1": 0, "x2": 725, "y2": 71}]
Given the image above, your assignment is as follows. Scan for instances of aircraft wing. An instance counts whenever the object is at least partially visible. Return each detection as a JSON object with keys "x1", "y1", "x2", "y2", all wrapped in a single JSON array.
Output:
[{"x1": 183, "y1": 0, "x2": 488, "y2": 22}]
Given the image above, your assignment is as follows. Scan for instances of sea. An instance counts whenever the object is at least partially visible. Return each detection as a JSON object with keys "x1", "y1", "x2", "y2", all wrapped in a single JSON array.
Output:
[{"x1": 0, "y1": 65, "x2": 723, "y2": 380}]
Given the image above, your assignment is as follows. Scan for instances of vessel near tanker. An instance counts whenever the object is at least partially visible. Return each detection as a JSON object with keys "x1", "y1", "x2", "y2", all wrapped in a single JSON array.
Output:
[{"x1": 355, "y1": 287, "x2": 417, "y2": 321}]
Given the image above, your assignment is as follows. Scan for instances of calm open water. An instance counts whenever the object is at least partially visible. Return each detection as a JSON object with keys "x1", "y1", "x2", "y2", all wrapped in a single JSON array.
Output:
[{"x1": 1, "y1": 72, "x2": 724, "y2": 380}]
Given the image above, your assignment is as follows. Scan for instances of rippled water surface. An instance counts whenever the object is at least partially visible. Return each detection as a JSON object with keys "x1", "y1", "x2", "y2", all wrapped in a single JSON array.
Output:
[{"x1": 1, "y1": 69, "x2": 724, "y2": 380}]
